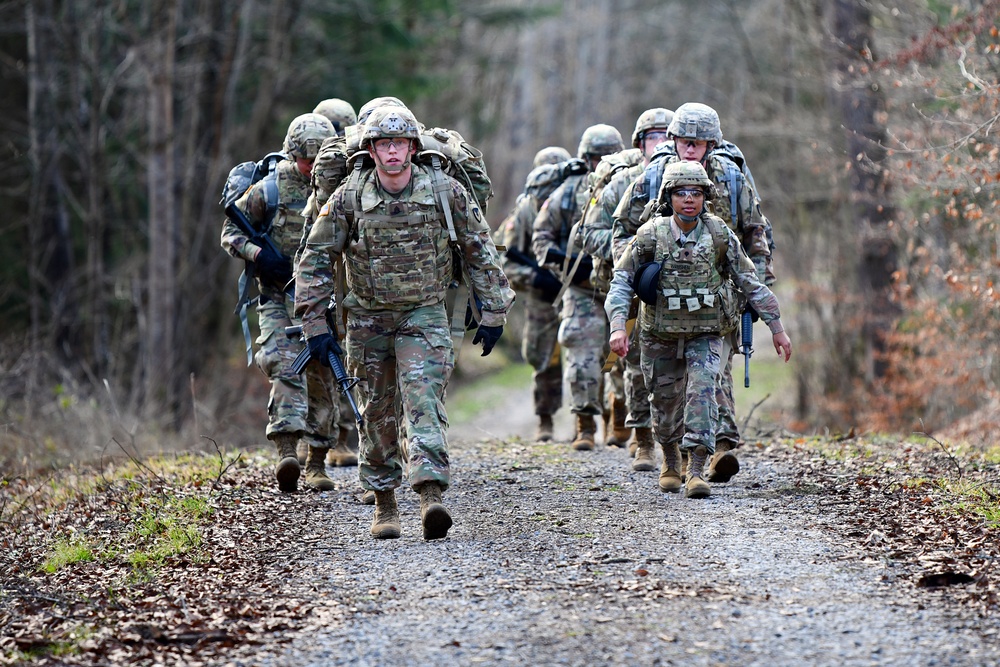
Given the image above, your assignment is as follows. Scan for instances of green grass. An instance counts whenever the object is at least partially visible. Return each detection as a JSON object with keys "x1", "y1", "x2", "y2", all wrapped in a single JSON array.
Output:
[{"x1": 41, "y1": 538, "x2": 95, "y2": 573}]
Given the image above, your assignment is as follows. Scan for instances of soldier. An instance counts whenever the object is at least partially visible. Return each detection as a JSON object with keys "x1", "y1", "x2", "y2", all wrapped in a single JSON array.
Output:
[
  {"x1": 532, "y1": 124, "x2": 625, "y2": 451},
  {"x1": 313, "y1": 98, "x2": 357, "y2": 136},
  {"x1": 605, "y1": 161, "x2": 791, "y2": 498},
  {"x1": 500, "y1": 145, "x2": 574, "y2": 442},
  {"x1": 295, "y1": 106, "x2": 514, "y2": 540},
  {"x1": 612, "y1": 102, "x2": 774, "y2": 484},
  {"x1": 579, "y1": 107, "x2": 673, "y2": 471},
  {"x1": 221, "y1": 113, "x2": 339, "y2": 493}
]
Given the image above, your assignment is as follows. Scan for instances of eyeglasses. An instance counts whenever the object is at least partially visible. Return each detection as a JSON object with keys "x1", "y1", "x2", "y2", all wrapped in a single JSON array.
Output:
[
  {"x1": 672, "y1": 188, "x2": 705, "y2": 199},
  {"x1": 643, "y1": 131, "x2": 668, "y2": 142},
  {"x1": 373, "y1": 138, "x2": 410, "y2": 151}
]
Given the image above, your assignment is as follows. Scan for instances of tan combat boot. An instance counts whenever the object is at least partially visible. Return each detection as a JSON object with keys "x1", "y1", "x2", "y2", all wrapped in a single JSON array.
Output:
[
  {"x1": 273, "y1": 433, "x2": 301, "y2": 493},
  {"x1": 328, "y1": 426, "x2": 359, "y2": 467},
  {"x1": 418, "y1": 482, "x2": 453, "y2": 540},
  {"x1": 571, "y1": 415, "x2": 597, "y2": 451},
  {"x1": 295, "y1": 440, "x2": 308, "y2": 466},
  {"x1": 631, "y1": 427, "x2": 657, "y2": 472},
  {"x1": 360, "y1": 489, "x2": 376, "y2": 505},
  {"x1": 304, "y1": 446, "x2": 336, "y2": 491},
  {"x1": 708, "y1": 439, "x2": 740, "y2": 483},
  {"x1": 658, "y1": 441, "x2": 683, "y2": 493},
  {"x1": 535, "y1": 414, "x2": 555, "y2": 443},
  {"x1": 685, "y1": 445, "x2": 712, "y2": 498},
  {"x1": 370, "y1": 490, "x2": 401, "y2": 539},
  {"x1": 606, "y1": 394, "x2": 631, "y2": 448},
  {"x1": 628, "y1": 434, "x2": 639, "y2": 457}
]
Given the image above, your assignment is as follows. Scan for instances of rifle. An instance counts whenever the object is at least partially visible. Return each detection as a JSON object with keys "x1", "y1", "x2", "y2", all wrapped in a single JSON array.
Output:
[
  {"x1": 285, "y1": 319, "x2": 364, "y2": 429},
  {"x1": 505, "y1": 246, "x2": 563, "y2": 304},
  {"x1": 740, "y1": 307, "x2": 755, "y2": 388},
  {"x1": 224, "y1": 202, "x2": 290, "y2": 294}
]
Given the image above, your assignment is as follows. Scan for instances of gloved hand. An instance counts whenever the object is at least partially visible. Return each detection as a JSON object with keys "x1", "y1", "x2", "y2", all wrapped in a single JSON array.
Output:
[
  {"x1": 561, "y1": 158, "x2": 588, "y2": 178},
  {"x1": 464, "y1": 293, "x2": 485, "y2": 330},
  {"x1": 531, "y1": 268, "x2": 562, "y2": 303},
  {"x1": 254, "y1": 245, "x2": 293, "y2": 287},
  {"x1": 543, "y1": 247, "x2": 567, "y2": 266},
  {"x1": 307, "y1": 332, "x2": 343, "y2": 368},
  {"x1": 472, "y1": 325, "x2": 503, "y2": 357},
  {"x1": 570, "y1": 255, "x2": 593, "y2": 285}
]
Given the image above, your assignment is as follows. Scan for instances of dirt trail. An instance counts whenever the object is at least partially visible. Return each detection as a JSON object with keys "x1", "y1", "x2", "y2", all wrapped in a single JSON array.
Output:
[{"x1": 224, "y1": 387, "x2": 1000, "y2": 667}]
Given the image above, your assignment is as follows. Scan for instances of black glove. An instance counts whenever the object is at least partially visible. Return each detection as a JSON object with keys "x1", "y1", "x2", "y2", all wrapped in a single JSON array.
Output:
[
  {"x1": 307, "y1": 332, "x2": 343, "y2": 368},
  {"x1": 464, "y1": 293, "x2": 485, "y2": 330},
  {"x1": 531, "y1": 268, "x2": 562, "y2": 303},
  {"x1": 570, "y1": 255, "x2": 593, "y2": 285},
  {"x1": 254, "y1": 245, "x2": 293, "y2": 286},
  {"x1": 472, "y1": 325, "x2": 503, "y2": 357},
  {"x1": 543, "y1": 247, "x2": 567, "y2": 265},
  {"x1": 561, "y1": 158, "x2": 588, "y2": 178}
]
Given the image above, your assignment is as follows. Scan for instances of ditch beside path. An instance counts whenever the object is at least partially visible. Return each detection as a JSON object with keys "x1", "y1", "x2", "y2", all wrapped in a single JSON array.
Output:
[{"x1": 228, "y1": 428, "x2": 1000, "y2": 667}]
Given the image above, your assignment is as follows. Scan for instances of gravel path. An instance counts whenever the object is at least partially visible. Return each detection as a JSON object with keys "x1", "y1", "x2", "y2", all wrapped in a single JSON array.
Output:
[{"x1": 223, "y1": 419, "x2": 1000, "y2": 667}]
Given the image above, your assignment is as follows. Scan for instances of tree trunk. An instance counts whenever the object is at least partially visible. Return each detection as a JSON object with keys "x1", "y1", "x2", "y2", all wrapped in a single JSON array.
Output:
[
  {"x1": 827, "y1": 0, "x2": 899, "y2": 381},
  {"x1": 146, "y1": 0, "x2": 180, "y2": 424}
]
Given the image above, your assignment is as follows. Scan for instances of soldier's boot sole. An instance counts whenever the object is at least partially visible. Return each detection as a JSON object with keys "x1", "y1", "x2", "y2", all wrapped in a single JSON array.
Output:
[
  {"x1": 422, "y1": 503, "x2": 453, "y2": 540},
  {"x1": 685, "y1": 475, "x2": 711, "y2": 499},
  {"x1": 659, "y1": 470, "x2": 683, "y2": 493},
  {"x1": 708, "y1": 451, "x2": 740, "y2": 483},
  {"x1": 275, "y1": 456, "x2": 300, "y2": 493}
]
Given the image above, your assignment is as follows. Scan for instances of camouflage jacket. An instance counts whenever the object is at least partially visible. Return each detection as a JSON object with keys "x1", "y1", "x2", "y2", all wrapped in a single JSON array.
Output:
[
  {"x1": 606, "y1": 213, "x2": 783, "y2": 337},
  {"x1": 500, "y1": 192, "x2": 542, "y2": 293},
  {"x1": 221, "y1": 160, "x2": 309, "y2": 301},
  {"x1": 294, "y1": 163, "x2": 513, "y2": 338},
  {"x1": 531, "y1": 173, "x2": 589, "y2": 272}
]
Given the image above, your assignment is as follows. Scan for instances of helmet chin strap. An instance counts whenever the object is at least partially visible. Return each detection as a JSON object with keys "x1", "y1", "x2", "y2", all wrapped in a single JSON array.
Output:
[{"x1": 677, "y1": 212, "x2": 699, "y2": 223}]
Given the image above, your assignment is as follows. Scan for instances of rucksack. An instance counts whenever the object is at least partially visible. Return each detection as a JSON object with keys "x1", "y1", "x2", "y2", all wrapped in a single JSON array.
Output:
[{"x1": 219, "y1": 151, "x2": 288, "y2": 365}]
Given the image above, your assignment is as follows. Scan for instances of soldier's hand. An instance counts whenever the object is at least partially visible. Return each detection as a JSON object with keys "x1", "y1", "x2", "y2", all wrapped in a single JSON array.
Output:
[
  {"x1": 254, "y1": 246, "x2": 293, "y2": 286},
  {"x1": 307, "y1": 332, "x2": 343, "y2": 368},
  {"x1": 610, "y1": 329, "x2": 629, "y2": 357},
  {"x1": 472, "y1": 325, "x2": 503, "y2": 356},
  {"x1": 772, "y1": 331, "x2": 792, "y2": 362},
  {"x1": 570, "y1": 255, "x2": 593, "y2": 285}
]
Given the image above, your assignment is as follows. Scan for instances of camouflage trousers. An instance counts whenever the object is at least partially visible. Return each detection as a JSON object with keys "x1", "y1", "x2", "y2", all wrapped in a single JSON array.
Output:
[
  {"x1": 619, "y1": 325, "x2": 651, "y2": 428},
  {"x1": 521, "y1": 295, "x2": 562, "y2": 416},
  {"x1": 558, "y1": 288, "x2": 609, "y2": 416},
  {"x1": 716, "y1": 333, "x2": 740, "y2": 445},
  {"x1": 639, "y1": 332, "x2": 722, "y2": 454},
  {"x1": 346, "y1": 303, "x2": 453, "y2": 493},
  {"x1": 254, "y1": 297, "x2": 338, "y2": 447}
]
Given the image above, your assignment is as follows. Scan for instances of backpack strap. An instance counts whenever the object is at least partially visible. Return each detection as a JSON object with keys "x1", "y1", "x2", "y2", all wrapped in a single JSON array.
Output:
[{"x1": 236, "y1": 171, "x2": 282, "y2": 366}]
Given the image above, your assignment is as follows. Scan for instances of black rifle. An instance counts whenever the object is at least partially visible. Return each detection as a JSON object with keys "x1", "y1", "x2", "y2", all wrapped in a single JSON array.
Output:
[
  {"x1": 741, "y1": 308, "x2": 755, "y2": 388},
  {"x1": 285, "y1": 320, "x2": 363, "y2": 429},
  {"x1": 224, "y1": 202, "x2": 291, "y2": 296}
]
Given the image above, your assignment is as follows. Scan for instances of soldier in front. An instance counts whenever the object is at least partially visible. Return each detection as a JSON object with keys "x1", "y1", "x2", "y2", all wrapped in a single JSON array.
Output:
[{"x1": 295, "y1": 106, "x2": 514, "y2": 540}]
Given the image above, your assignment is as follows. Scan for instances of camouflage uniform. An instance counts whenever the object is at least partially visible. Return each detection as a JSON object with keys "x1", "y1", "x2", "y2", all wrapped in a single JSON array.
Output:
[
  {"x1": 500, "y1": 151, "x2": 573, "y2": 421},
  {"x1": 605, "y1": 213, "x2": 783, "y2": 456},
  {"x1": 611, "y1": 103, "x2": 774, "y2": 455},
  {"x1": 295, "y1": 163, "x2": 513, "y2": 494},
  {"x1": 531, "y1": 126, "x2": 623, "y2": 433},
  {"x1": 222, "y1": 160, "x2": 339, "y2": 451}
]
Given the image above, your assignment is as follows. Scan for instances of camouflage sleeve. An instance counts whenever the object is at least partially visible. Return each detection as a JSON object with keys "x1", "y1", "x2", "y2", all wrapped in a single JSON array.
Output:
[
  {"x1": 580, "y1": 174, "x2": 628, "y2": 261},
  {"x1": 736, "y1": 179, "x2": 774, "y2": 285},
  {"x1": 294, "y1": 191, "x2": 349, "y2": 338},
  {"x1": 611, "y1": 176, "x2": 648, "y2": 263},
  {"x1": 499, "y1": 195, "x2": 539, "y2": 292},
  {"x1": 605, "y1": 236, "x2": 645, "y2": 332},
  {"x1": 531, "y1": 183, "x2": 566, "y2": 270},
  {"x1": 452, "y1": 182, "x2": 515, "y2": 328},
  {"x1": 221, "y1": 183, "x2": 270, "y2": 260},
  {"x1": 725, "y1": 228, "x2": 783, "y2": 334}
]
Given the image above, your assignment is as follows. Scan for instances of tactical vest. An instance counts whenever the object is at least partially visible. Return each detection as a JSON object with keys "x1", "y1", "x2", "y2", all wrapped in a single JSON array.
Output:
[
  {"x1": 340, "y1": 166, "x2": 455, "y2": 310},
  {"x1": 637, "y1": 215, "x2": 738, "y2": 337}
]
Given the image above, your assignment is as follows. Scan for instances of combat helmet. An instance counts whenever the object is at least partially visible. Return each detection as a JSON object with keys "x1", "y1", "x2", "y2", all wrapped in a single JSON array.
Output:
[
  {"x1": 667, "y1": 102, "x2": 723, "y2": 145},
  {"x1": 361, "y1": 106, "x2": 422, "y2": 174},
  {"x1": 533, "y1": 146, "x2": 572, "y2": 168},
  {"x1": 312, "y1": 98, "x2": 357, "y2": 134},
  {"x1": 660, "y1": 161, "x2": 716, "y2": 200},
  {"x1": 577, "y1": 124, "x2": 625, "y2": 160},
  {"x1": 283, "y1": 113, "x2": 336, "y2": 160},
  {"x1": 631, "y1": 108, "x2": 674, "y2": 148},
  {"x1": 356, "y1": 96, "x2": 407, "y2": 126}
]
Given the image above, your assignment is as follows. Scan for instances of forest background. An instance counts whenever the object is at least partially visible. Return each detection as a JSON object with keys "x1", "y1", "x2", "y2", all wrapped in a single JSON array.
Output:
[{"x1": 1, "y1": 0, "x2": 999, "y2": 471}]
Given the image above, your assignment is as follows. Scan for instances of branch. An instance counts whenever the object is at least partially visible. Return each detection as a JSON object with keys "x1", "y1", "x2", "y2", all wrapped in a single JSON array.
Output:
[{"x1": 915, "y1": 422, "x2": 963, "y2": 480}]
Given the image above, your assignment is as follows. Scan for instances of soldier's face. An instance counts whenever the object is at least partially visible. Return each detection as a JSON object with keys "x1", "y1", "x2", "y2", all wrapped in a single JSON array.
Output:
[
  {"x1": 641, "y1": 131, "x2": 668, "y2": 159},
  {"x1": 371, "y1": 138, "x2": 415, "y2": 169},
  {"x1": 671, "y1": 188, "x2": 706, "y2": 218},
  {"x1": 674, "y1": 138, "x2": 710, "y2": 162},
  {"x1": 296, "y1": 157, "x2": 314, "y2": 178}
]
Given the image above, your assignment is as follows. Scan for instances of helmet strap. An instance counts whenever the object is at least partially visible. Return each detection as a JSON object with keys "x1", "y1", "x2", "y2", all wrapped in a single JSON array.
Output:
[
  {"x1": 677, "y1": 212, "x2": 699, "y2": 223},
  {"x1": 372, "y1": 149, "x2": 412, "y2": 175}
]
